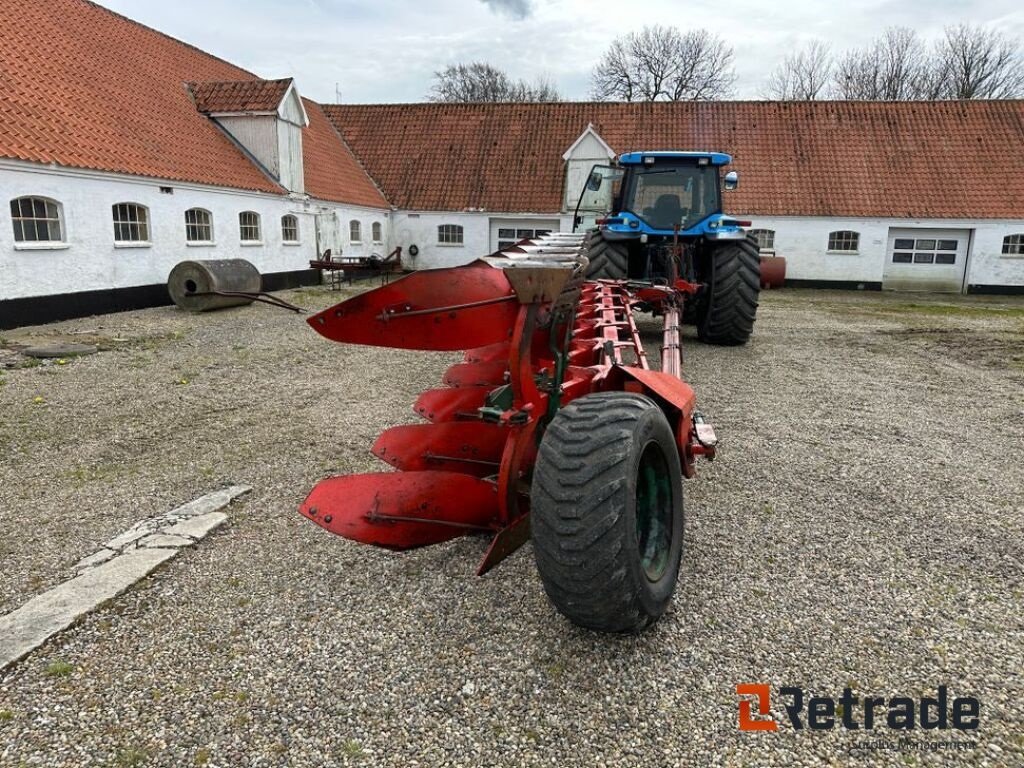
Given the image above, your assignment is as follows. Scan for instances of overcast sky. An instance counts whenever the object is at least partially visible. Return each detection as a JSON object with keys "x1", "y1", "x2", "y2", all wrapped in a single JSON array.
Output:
[{"x1": 101, "y1": 0, "x2": 1024, "y2": 103}]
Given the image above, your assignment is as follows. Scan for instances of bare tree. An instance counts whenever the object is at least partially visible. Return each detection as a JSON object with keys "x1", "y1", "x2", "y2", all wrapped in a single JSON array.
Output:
[
  {"x1": 931, "y1": 24, "x2": 1024, "y2": 99},
  {"x1": 764, "y1": 40, "x2": 832, "y2": 100},
  {"x1": 833, "y1": 27, "x2": 932, "y2": 100},
  {"x1": 591, "y1": 26, "x2": 735, "y2": 101},
  {"x1": 429, "y1": 62, "x2": 561, "y2": 102}
]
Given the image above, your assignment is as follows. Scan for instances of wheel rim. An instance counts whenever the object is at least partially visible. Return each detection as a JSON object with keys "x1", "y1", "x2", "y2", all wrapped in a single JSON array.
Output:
[{"x1": 635, "y1": 442, "x2": 673, "y2": 582}]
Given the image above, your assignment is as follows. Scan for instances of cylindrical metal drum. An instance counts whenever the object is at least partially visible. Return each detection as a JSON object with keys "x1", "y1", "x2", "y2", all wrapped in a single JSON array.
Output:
[
  {"x1": 759, "y1": 255, "x2": 787, "y2": 289},
  {"x1": 167, "y1": 259, "x2": 262, "y2": 312}
]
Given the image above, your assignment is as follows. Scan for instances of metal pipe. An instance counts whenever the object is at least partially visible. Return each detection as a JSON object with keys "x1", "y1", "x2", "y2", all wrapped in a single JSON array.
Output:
[{"x1": 661, "y1": 307, "x2": 682, "y2": 380}]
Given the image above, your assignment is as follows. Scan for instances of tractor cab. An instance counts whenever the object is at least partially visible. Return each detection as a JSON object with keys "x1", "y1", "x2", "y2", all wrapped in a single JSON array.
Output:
[{"x1": 573, "y1": 151, "x2": 744, "y2": 242}]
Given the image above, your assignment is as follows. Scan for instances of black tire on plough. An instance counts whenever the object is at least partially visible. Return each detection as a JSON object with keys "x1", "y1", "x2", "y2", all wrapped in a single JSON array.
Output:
[{"x1": 531, "y1": 392, "x2": 685, "y2": 633}]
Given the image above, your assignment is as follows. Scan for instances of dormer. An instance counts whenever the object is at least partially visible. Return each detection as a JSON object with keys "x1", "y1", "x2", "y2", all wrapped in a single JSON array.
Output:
[
  {"x1": 189, "y1": 78, "x2": 309, "y2": 194},
  {"x1": 562, "y1": 123, "x2": 615, "y2": 212}
]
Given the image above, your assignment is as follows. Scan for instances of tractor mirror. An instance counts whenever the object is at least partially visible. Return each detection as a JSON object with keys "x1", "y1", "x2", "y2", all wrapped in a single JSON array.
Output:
[
  {"x1": 724, "y1": 171, "x2": 739, "y2": 191},
  {"x1": 586, "y1": 172, "x2": 603, "y2": 191}
]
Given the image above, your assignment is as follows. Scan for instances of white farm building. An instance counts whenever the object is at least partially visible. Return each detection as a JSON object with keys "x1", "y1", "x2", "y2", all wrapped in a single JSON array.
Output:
[{"x1": 1, "y1": 0, "x2": 1023, "y2": 328}]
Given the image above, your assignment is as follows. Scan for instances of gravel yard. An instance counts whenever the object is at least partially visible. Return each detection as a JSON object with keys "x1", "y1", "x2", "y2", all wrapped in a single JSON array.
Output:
[{"x1": 1, "y1": 285, "x2": 1022, "y2": 767}]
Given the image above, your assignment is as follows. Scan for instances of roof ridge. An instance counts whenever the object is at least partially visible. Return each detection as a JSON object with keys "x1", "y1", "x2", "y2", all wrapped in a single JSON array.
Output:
[{"x1": 324, "y1": 99, "x2": 1024, "y2": 108}]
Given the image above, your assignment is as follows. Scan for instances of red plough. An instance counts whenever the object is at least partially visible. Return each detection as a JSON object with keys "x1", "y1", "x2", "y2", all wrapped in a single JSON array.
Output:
[{"x1": 300, "y1": 234, "x2": 719, "y2": 632}]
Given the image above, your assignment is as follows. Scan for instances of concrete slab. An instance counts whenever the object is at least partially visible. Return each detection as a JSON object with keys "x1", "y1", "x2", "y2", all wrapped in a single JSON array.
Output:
[
  {"x1": 0, "y1": 548, "x2": 177, "y2": 669},
  {"x1": 0, "y1": 485, "x2": 251, "y2": 670},
  {"x1": 22, "y1": 343, "x2": 98, "y2": 359},
  {"x1": 138, "y1": 533, "x2": 193, "y2": 548},
  {"x1": 161, "y1": 512, "x2": 227, "y2": 540},
  {"x1": 73, "y1": 548, "x2": 117, "y2": 571}
]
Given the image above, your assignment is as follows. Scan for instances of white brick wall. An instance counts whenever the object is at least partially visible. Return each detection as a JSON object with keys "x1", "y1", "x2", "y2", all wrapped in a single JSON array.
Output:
[{"x1": 0, "y1": 160, "x2": 390, "y2": 300}]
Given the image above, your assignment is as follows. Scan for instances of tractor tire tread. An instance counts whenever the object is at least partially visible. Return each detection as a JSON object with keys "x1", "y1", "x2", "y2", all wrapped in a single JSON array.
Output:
[{"x1": 697, "y1": 236, "x2": 760, "y2": 346}]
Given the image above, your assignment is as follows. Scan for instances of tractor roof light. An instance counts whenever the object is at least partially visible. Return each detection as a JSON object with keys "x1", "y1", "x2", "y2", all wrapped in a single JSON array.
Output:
[
  {"x1": 643, "y1": 156, "x2": 656, "y2": 165},
  {"x1": 698, "y1": 158, "x2": 709, "y2": 165}
]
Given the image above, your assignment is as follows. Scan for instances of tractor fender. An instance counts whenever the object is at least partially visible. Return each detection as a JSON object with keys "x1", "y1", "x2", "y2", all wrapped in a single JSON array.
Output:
[{"x1": 603, "y1": 366, "x2": 699, "y2": 478}]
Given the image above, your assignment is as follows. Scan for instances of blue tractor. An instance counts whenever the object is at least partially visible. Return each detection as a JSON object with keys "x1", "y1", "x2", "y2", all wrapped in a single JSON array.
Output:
[{"x1": 573, "y1": 151, "x2": 760, "y2": 346}]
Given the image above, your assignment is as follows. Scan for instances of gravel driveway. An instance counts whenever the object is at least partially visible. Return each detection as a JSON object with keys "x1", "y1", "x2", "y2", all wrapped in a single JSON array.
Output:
[{"x1": 1, "y1": 285, "x2": 1022, "y2": 767}]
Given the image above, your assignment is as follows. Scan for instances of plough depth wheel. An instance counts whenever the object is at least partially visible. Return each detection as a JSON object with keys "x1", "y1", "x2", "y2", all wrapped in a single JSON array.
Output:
[{"x1": 530, "y1": 393, "x2": 685, "y2": 633}]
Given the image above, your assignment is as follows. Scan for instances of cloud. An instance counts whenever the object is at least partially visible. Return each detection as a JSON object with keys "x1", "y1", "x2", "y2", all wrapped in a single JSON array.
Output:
[{"x1": 478, "y1": 0, "x2": 532, "y2": 20}]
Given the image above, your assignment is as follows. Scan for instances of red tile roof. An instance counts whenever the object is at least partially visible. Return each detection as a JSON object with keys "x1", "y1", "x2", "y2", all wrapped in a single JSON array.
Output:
[
  {"x1": 302, "y1": 100, "x2": 388, "y2": 208},
  {"x1": 0, "y1": 0, "x2": 388, "y2": 209},
  {"x1": 324, "y1": 101, "x2": 1024, "y2": 219},
  {"x1": 0, "y1": 0, "x2": 280, "y2": 194},
  {"x1": 190, "y1": 79, "x2": 293, "y2": 114}
]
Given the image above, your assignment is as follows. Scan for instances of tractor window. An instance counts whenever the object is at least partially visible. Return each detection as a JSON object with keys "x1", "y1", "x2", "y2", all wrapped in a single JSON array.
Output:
[
  {"x1": 574, "y1": 165, "x2": 624, "y2": 223},
  {"x1": 625, "y1": 164, "x2": 720, "y2": 231}
]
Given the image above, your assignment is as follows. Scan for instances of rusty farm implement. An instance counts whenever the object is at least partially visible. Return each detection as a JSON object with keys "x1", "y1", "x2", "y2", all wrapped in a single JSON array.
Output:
[{"x1": 300, "y1": 152, "x2": 760, "y2": 632}]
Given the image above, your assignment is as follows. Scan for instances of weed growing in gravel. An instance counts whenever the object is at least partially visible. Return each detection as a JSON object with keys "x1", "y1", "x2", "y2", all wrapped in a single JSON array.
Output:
[
  {"x1": 194, "y1": 748, "x2": 212, "y2": 765},
  {"x1": 45, "y1": 660, "x2": 73, "y2": 677},
  {"x1": 19, "y1": 359, "x2": 41, "y2": 369},
  {"x1": 341, "y1": 740, "x2": 364, "y2": 758},
  {"x1": 0, "y1": 709, "x2": 12, "y2": 721},
  {"x1": 114, "y1": 746, "x2": 150, "y2": 767}
]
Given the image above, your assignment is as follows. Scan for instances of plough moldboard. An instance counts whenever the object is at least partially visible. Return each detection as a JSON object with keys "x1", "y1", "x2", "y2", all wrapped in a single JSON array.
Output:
[{"x1": 300, "y1": 232, "x2": 719, "y2": 632}]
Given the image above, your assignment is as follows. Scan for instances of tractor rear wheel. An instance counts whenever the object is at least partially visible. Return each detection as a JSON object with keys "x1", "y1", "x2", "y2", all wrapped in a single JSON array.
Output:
[
  {"x1": 695, "y1": 236, "x2": 761, "y2": 346},
  {"x1": 531, "y1": 392, "x2": 684, "y2": 633},
  {"x1": 582, "y1": 229, "x2": 629, "y2": 280}
]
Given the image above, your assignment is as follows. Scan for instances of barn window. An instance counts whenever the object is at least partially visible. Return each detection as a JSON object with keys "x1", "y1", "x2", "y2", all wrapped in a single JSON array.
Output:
[
  {"x1": 239, "y1": 211, "x2": 262, "y2": 242},
  {"x1": 281, "y1": 214, "x2": 299, "y2": 243},
  {"x1": 438, "y1": 224, "x2": 464, "y2": 245},
  {"x1": 1002, "y1": 234, "x2": 1024, "y2": 255},
  {"x1": 184, "y1": 208, "x2": 213, "y2": 243},
  {"x1": 748, "y1": 229, "x2": 775, "y2": 251},
  {"x1": 112, "y1": 203, "x2": 150, "y2": 243},
  {"x1": 827, "y1": 230, "x2": 859, "y2": 253},
  {"x1": 10, "y1": 196, "x2": 64, "y2": 243},
  {"x1": 349, "y1": 220, "x2": 361, "y2": 243},
  {"x1": 372, "y1": 221, "x2": 383, "y2": 243}
]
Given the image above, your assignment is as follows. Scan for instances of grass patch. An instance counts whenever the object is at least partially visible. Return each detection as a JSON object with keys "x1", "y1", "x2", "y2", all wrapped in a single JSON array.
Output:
[
  {"x1": 114, "y1": 746, "x2": 150, "y2": 767},
  {"x1": 64, "y1": 463, "x2": 125, "y2": 485},
  {"x1": 0, "y1": 709, "x2": 13, "y2": 722},
  {"x1": 884, "y1": 302, "x2": 1024, "y2": 318},
  {"x1": 341, "y1": 740, "x2": 364, "y2": 759},
  {"x1": 45, "y1": 660, "x2": 73, "y2": 678}
]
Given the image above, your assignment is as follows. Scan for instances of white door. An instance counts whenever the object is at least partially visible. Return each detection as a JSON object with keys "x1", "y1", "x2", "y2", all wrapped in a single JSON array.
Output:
[
  {"x1": 314, "y1": 211, "x2": 342, "y2": 260},
  {"x1": 883, "y1": 228, "x2": 970, "y2": 293},
  {"x1": 490, "y1": 219, "x2": 561, "y2": 252}
]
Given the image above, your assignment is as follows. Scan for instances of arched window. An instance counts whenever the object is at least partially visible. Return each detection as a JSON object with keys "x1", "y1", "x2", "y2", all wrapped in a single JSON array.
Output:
[
  {"x1": 438, "y1": 224, "x2": 464, "y2": 245},
  {"x1": 748, "y1": 229, "x2": 775, "y2": 251},
  {"x1": 350, "y1": 219, "x2": 362, "y2": 243},
  {"x1": 281, "y1": 214, "x2": 299, "y2": 243},
  {"x1": 10, "y1": 196, "x2": 64, "y2": 243},
  {"x1": 372, "y1": 221, "x2": 383, "y2": 243},
  {"x1": 112, "y1": 203, "x2": 150, "y2": 243},
  {"x1": 1002, "y1": 234, "x2": 1024, "y2": 255},
  {"x1": 239, "y1": 211, "x2": 262, "y2": 242},
  {"x1": 827, "y1": 230, "x2": 859, "y2": 253},
  {"x1": 184, "y1": 208, "x2": 213, "y2": 243}
]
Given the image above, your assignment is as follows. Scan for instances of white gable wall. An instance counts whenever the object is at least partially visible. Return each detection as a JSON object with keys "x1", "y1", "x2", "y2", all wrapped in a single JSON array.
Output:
[
  {"x1": 562, "y1": 128, "x2": 615, "y2": 212},
  {"x1": 216, "y1": 115, "x2": 280, "y2": 178}
]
